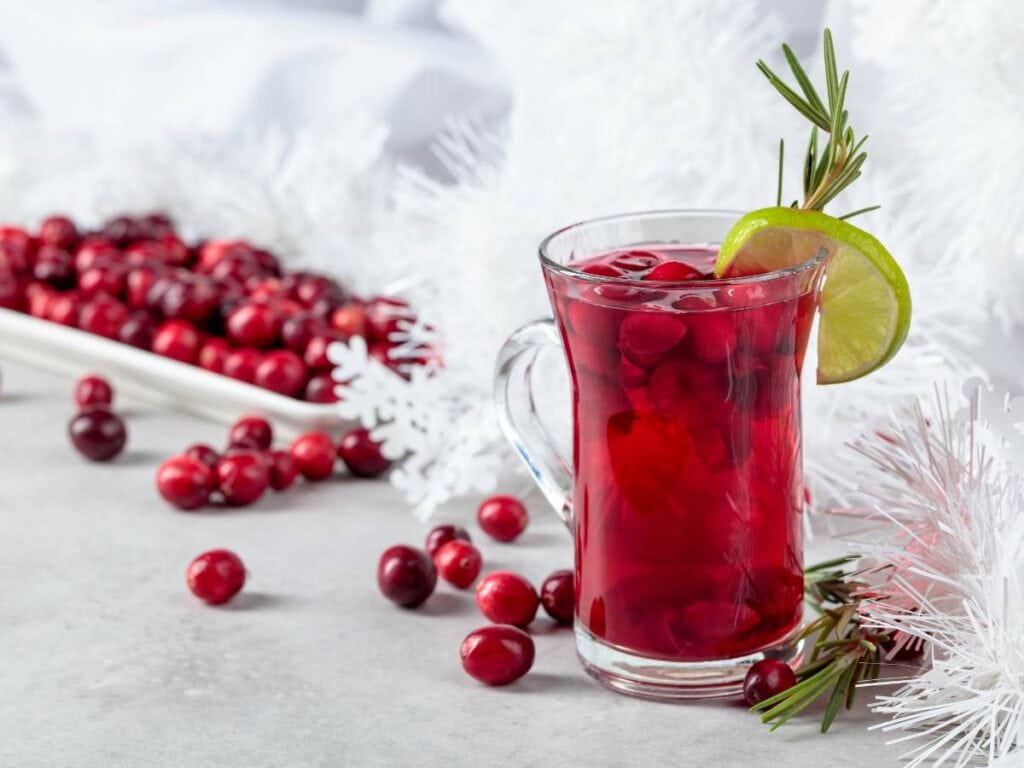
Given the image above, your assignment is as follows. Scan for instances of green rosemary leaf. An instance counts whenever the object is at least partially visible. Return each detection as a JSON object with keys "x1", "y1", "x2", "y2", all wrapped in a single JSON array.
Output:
[
  {"x1": 757, "y1": 61, "x2": 831, "y2": 129},
  {"x1": 803, "y1": 128, "x2": 817, "y2": 199},
  {"x1": 783, "y1": 43, "x2": 827, "y2": 116},
  {"x1": 821, "y1": 660, "x2": 857, "y2": 732},
  {"x1": 776, "y1": 139, "x2": 785, "y2": 206},
  {"x1": 805, "y1": 555, "x2": 860, "y2": 572},
  {"x1": 838, "y1": 205, "x2": 880, "y2": 220},
  {"x1": 845, "y1": 660, "x2": 864, "y2": 710},
  {"x1": 824, "y1": 29, "x2": 839, "y2": 113}
]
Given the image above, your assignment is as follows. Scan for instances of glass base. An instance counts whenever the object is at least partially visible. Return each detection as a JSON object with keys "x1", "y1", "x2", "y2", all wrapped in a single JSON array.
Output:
[{"x1": 575, "y1": 624, "x2": 804, "y2": 701}]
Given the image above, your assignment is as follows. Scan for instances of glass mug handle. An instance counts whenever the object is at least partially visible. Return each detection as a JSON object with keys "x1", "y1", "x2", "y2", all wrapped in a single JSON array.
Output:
[{"x1": 493, "y1": 319, "x2": 574, "y2": 530}]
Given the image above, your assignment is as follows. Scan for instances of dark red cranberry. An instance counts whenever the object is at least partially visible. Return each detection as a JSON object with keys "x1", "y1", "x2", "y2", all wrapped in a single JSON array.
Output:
[
  {"x1": 74, "y1": 238, "x2": 119, "y2": 273},
  {"x1": 156, "y1": 233, "x2": 191, "y2": 267},
  {"x1": 223, "y1": 348, "x2": 263, "y2": 384},
  {"x1": 32, "y1": 245, "x2": 75, "y2": 288},
  {"x1": 68, "y1": 407, "x2": 127, "y2": 461},
  {"x1": 304, "y1": 373, "x2": 339, "y2": 403},
  {"x1": 377, "y1": 545, "x2": 436, "y2": 608},
  {"x1": 216, "y1": 450, "x2": 270, "y2": 506},
  {"x1": 267, "y1": 449, "x2": 299, "y2": 491},
  {"x1": 187, "y1": 549, "x2": 246, "y2": 605},
  {"x1": 475, "y1": 572, "x2": 538, "y2": 628},
  {"x1": 254, "y1": 350, "x2": 307, "y2": 397},
  {"x1": 124, "y1": 240, "x2": 165, "y2": 267},
  {"x1": 0, "y1": 270, "x2": 22, "y2": 309},
  {"x1": 228, "y1": 416, "x2": 273, "y2": 451},
  {"x1": 337, "y1": 427, "x2": 391, "y2": 478},
  {"x1": 0, "y1": 226, "x2": 33, "y2": 270},
  {"x1": 365, "y1": 296, "x2": 411, "y2": 342},
  {"x1": 160, "y1": 275, "x2": 218, "y2": 324},
  {"x1": 39, "y1": 215, "x2": 79, "y2": 250},
  {"x1": 184, "y1": 443, "x2": 221, "y2": 469},
  {"x1": 302, "y1": 333, "x2": 338, "y2": 371},
  {"x1": 460, "y1": 625, "x2": 535, "y2": 686},
  {"x1": 197, "y1": 239, "x2": 251, "y2": 273},
  {"x1": 118, "y1": 312, "x2": 155, "y2": 349},
  {"x1": 225, "y1": 436, "x2": 263, "y2": 453},
  {"x1": 101, "y1": 215, "x2": 145, "y2": 246},
  {"x1": 434, "y1": 540, "x2": 482, "y2": 589},
  {"x1": 78, "y1": 295, "x2": 129, "y2": 339},
  {"x1": 330, "y1": 303, "x2": 366, "y2": 339},
  {"x1": 74, "y1": 374, "x2": 113, "y2": 408},
  {"x1": 151, "y1": 319, "x2": 200, "y2": 363},
  {"x1": 226, "y1": 302, "x2": 279, "y2": 348},
  {"x1": 156, "y1": 455, "x2": 214, "y2": 510},
  {"x1": 198, "y1": 338, "x2": 231, "y2": 374},
  {"x1": 139, "y1": 212, "x2": 175, "y2": 239},
  {"x1": 78, "y1": 264, "x2": 126, "y2": 299},
  {"x1": 47, "y1": 292, "x2": 80, "y2": 327},
  {"x1": 425, "y1": 524, "x2": 472, "y2": 559},
  {"x1": 743, "y1": 659, "x2": 797, "y2": 706},
  {"x1": 477, "y1": 495, "x2": 529, "y2": 542},
  {"x1": 540, "y1": 569, "x2": 574, "y2": 624},
  {"x1": 289, "y1": 431, "x2": 335, "y2": 481},
  {"x1": 126, "y1": 266, "x2": 161, "y2": 310},
  {"x1": 280, "y1": 313, "x2": 324, "y2": 354}
]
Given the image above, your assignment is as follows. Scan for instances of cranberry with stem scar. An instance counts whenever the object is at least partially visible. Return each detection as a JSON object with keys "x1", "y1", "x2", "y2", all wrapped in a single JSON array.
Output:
[
  {"x1": 377, "y1": 545, "x2": 436, "y2": 608},
  {"x1": 742, "y1": 659, "x2": 797, "y2": 706},
  {"x1": 460, "y1": 625, "x2": 535, "y2": 686},
  {"x1": 187, "y1": 549, "x2": 246, "y2": 605},
  {"x1": 425, "y1": 524, "x2": 471, "y2": 559},
  {"x1": 156, "y1": 455, "x2": 214, "y2": 510},
  {"x1": 540, "y1": 569, "x2": 575, "y2": 624},
  {"x1": 228, "y1": 415, "x2": 273, "y2": 451},
  {"x1": 477, "y1": 495, "x2": 529, "y2": 542},
  {"x1": 289, "y1": 431, "x2": 336, "y2": 480},
  {"x1": 434, "y1": 540, "x2": 482, "y2": 589},
  {"x1": 74, "y1": 374, "x2": 114, "y2": 409},
  {"x1": 475, "y1": 571, "x2": 539, "y2": 628},
  {"x1": 337, "y1": 427, "x2": 391, "y2": 478},
  {"x1": 68, "y1": 407, "x2": 127, "y2": 461}
]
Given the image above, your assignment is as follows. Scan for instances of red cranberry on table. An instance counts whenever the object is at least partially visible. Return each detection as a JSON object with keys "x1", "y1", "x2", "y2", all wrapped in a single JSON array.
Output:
[
  {"x1": 187, "y1": 549, "x2": 246, "y2": 605},
  {"x1": 74, "y1": 374, "x2": 113, "y2": 409},
  {"x1": 460, "y1": 625, "x2": 535, "y2": 686},
  {"x1": 742, "y1": 659, "x2": 797, "y2": 706},
  {"x1": 477, "y1": 495, "x2": 529, "y2": 543},
  {"x1": 434, "y1": 540, "x2": 482, "y2": 589},
  {"x1": 185, "y1": 443, "x2": 221, "y2": 469},
  {"x1": 337, "y1": 427, "x2": 391, "y2": 478},
  {"x1": 475, "y1": 571, "x2": 539, "y2": 628},
  {"x1": 68, "y1": 407, "x2": 127, "y2": 461},
  {"x1": 289, "y1": 431, "x2": 336, "y2": 480},
  {"x1": 424, "y1": 524, "x2": 472, "y2": 559},
  {"x1": 304, "y1": 373, "x2": 339, "y2": 404},
  {"x1": 38, "y1": 215, "x2": 79, "y2": 250},
  {"x1": 254, "y1": 350, "x2": 307, "y2": 398},
  {"x1": 156, "y1": 455, "x2": 214, "y2": 510},
  {"x1": 267, "y1": 449, "x2": 299, "y2": 491},
  {"x1": 540, "y1": 569, "x2": 575, "y2": 624},
  {"x1": 226, "y1": 302, "x2": 279, "y2": 348},
  {"x1": 216, "y1": 450, "x2": 270, "y2": 506},
  {"x1": 228, "y1": 415, "x2": 273, "y2": 451},
  {"x1": 377, "y1": 545, "x2": 436, "y2": 608},
  {"x1": 222, "y1": 348, "x2": 262, "y2": 383}
]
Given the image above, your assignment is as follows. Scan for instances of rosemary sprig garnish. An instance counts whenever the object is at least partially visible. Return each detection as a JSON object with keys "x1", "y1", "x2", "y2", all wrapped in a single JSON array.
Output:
[{"x1": 758, "y1": 29, "x2": 877, "y2": 220}]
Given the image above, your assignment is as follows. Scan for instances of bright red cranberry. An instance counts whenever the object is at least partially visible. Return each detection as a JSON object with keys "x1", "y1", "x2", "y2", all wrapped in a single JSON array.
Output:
[
  {"x1": 228, "y1": 416, "x2": 273, "y2": 451},
  {"x1": 582, "y1": 263, "x2": 620, "y2": 278},
  {"x1": 197, "y1": 239, "x2": 251, "y2": 273},
  {"x1": 226, "y1": 302, "x2": 279, "y2": 348},
  {"x1": 126, "y1": 266, "x2": 161, "y2": 310},
  {"x1": 118, "y1": 312, "x2": 155, "y2": 349},
  {"x1": 198, "y1": 338, "x2": 231, "y2": 374},
  {"x1": 337, "y1": 427, "x2": 391, "y2": 478},
  {"x1": 216, "y1": 450, "x2": 270, "y2": 506},
  {"x1": 0, "y1": 270, "x2": 22, "y2": 309},
  {"x1": 540, "y1": 569, "x2": 575, "y2": 624},
  {"x1": 475, "y1": 572, "x2": 538, "y2": 628},
  {"x1": 302, "y1": 333, "x2": 338, "y2": 371},
  {"x1": 304, "y1": 373, "x2": 339, "y2": 403},
  {"x1": 279, "y1": 313, "x2": 323, "y2": 354},
  {"x1": 185, "y1": 443, "x2": 221, "y2": 470},
  {"x1": 78, "y1": 264, "x2": 126, "y2": 299},
  {"x1": 74, "y1": 374, "x2": 113, "y2": 408},
  {"x1": 365, "y1": 296, "x2": 410, "y2": 342},
  {"x1": 74, "y1": 238, "x2": 119, "y2": 273},
  {"x1": 78, "y1": 295, "x2": 129, "y2": 339},
  {"x1": 330, "y1": 304, "x2": 366, "y2": 339},
  {"x1": 151, "y1": 319, "x2": 200, "y2": 363},
  {"x1": 39, "y1": 215, "x2": 79, "y2": 250},
  {"x1": 223, "y1": 348, "x2": 263, "y2": 384},
  {"x1": 460, "y1": 625, "x2": 535, "y2": 686},
  {"x1": 25, "y1": 283, "x2": 55, "y2": 318},
  {"x1": 46, "y1": 292, "x2": 80, "y2": 326},
  {"x1": 289, "y1": 431, "x2": 336, "y2": 480},
  {"x1": 225, "y1": 436, "x2": 263, "y2": 453},
  {"x1": 434, "y1": 540, "x2": 482, "y2": 589},
  {"x1": 267, "y1": 449, "x2": 299, "y2": 491},
  {"x1": 156, "y1": 233, "x2": 190, "y2": 267},
  {"x1": 0, "y1": 226, "x2": 33, "y2": 270},
  {"x1": 643, "y1": 260, "x2": 707, "y2": 281},
  {"x1": 124, "y1": 240, "x2": 166, "y2": 267},
  {"x1": 477, "y1": 495, "x2": 529, "y2": 542},
  {"x1": 156, "y1": 455, "x2": 214, "y2": 510},
  {"x1": 254, "y1": 350, "x2": 307, "y2": 397},
  {"x1": 32, "y1": 245, "x2": 75, "y2": 288},
  {"x1": 68, "y1": 407, "x2": 127, "y2": 461},
  {"x1": 425, "y1": 524, "x2": 472, "y2": 559},
  {"x1": 187, "y1": 549, "x2": 246, "y2": 605},
  {"x1": 743, "y1": 659, "x2": 797, "y2": 706},
  {"x1": 377, "y1": 545, "x2": 436, "y2": 608}
]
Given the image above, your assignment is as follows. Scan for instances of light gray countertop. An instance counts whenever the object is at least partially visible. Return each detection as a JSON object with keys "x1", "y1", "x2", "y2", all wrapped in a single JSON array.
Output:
[{"x1": 0, "y1": 358, "x2": 902, "y2": 768}]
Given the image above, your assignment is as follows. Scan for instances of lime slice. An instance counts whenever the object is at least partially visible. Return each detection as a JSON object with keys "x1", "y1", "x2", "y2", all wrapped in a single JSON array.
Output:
[{"x1": 715, "y1": 207, "x2": 911, "y2": 384}]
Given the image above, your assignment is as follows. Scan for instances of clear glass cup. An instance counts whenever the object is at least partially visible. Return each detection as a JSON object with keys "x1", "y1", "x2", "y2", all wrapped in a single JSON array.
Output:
[{"x1": 494, "y1": 210, "x2": 827, "y2": 699}]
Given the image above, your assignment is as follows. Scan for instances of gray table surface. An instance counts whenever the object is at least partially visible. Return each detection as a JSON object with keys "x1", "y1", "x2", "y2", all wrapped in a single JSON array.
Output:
[{"x1": 0, "y1": 357, "x2": 903, "y2": 768}]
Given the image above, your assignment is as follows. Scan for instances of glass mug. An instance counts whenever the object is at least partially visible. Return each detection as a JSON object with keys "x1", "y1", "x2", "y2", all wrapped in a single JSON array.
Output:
[{"x1": 494, "y1": 210, "x2": 827, "y2": 699}]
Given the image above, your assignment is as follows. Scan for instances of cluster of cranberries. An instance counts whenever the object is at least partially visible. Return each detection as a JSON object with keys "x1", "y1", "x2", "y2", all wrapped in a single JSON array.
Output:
[
  {"x1": 67, "y1": 374, "x2": 128, "y2": 461},
  {"x1": 377, "y1": 494, "x2": 573, "y2": 687},
  {"x1": 156, "y1": 415, "x2": 392, "y2": 510},
  {"x1": 0, "y1": 212, "x2": 424, "y2": 402}
]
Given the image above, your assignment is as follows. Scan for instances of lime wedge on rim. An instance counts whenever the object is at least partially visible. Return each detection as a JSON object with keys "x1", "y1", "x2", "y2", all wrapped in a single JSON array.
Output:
[{"x1": 714, "y1": 207, "x2": 911, "y2": 384}]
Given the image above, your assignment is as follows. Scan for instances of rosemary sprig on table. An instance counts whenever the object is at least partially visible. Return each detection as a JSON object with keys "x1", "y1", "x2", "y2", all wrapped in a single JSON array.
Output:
[
  {"x1": 759, "y1": 29, "x2": 878, "y2": 220},
  {"x1": 752, "y1": 555, "x2": 889, "y2": 733}
]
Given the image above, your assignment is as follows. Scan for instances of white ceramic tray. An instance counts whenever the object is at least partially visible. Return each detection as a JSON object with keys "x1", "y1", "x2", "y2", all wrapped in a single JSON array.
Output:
[{"x1": 0, "y1": 307, "x2": 351, "y2": 438}]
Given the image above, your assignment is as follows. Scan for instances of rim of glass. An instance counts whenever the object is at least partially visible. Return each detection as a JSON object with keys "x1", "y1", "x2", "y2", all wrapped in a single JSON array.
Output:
[{"x1": 538, "y1": 208, "x2": 828, "y2": 286}]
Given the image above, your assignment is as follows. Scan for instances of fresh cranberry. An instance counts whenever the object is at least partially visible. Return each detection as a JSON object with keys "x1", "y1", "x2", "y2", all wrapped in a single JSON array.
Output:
[
  {"x1": 477, "y1": 495, "x2": 529, "y2": 542},
  {"x1": 540, "y1": 569, "x2": 575, "y2": 624},
  {"x1": 302, "y1": 333, "x2": 338, "y2": 371},
  {"x1": 197, "y1": 239, "x2": 251, "y2": 273},
  {"x1": 156, "y1": 455, "x2": 214, "y2": 510},
  {"x1": 74, "y1": 374, "x2": 114, "y2": 408},
  {"x1": 139, "y1": 212, "x2": 175, "y2": 238},
  {"x1": 304, "y1": 373, "x2": 339, "y2": 403},
  {"x1": 216, "y1": 450, "x2": 270, "y2": 506},
  {"x1": 280, "y1": 313, "x2": 324, "y2": 354},
  {"x1": 254, "y1": 350, "x2": 307, "y2": 397},
  {"x1": 0, "y1": 226, "x2": 33, "y2": 270},
  {"x1": 160, "y1": 275, "x2": 218, "y2": 325},
  {"x1": 223, "y1": 348, "x2": 263, "y2": 384},
  {"x1": 124, "y1": 240, "x2": 165, "y2": 267},
  {"x1": 425, "y1": 524, "x2": 472, "y2": 559},
  {"x1": 47, "y1": 293, "x2": 80, "y2": 327},
  {"x1": 156, "y1": 233, "x2": 191, "y2": 267},
  {"x1": 74, "y1": 238, "x2": 119, "y2": 273},
  {"x1": 434, "y1": 540, "x2": 482, "y2": 589},
  {"x1": 330, "y1": 304, "x2": 366, "y2": 339},
  {"x1": 38, "y1": 215, "x2": 79, "y2": 250},
  {"x1": 198, "y1": 338, "x2": 231, "y2": 374},
  {"x1": 118, "y1": 312, "x2": 155, "y2": 349},
  {"x1": 32, "y1": 246, "x2": 75, "y2": 288},
  {"x1": 475, "y1": 572, "x2": 539, "y2": 628},
  {"x1": 643, "y1": 260, "x2": 707, "y2": 281},
  {"x1": 228, "y1": 416, "x2": 273, "y2": 451},
  {"x1": 126, "y1": 266, "x2": 161, "y2": 310},
  {"x1": 460, "y1": 625, "x2": 535, "y2": 686},
  {"x1": 185, "y1": 443, "x2": 221, "y2": 469},
  {"x1": 267, "y1": 449, "x2": 299, "y2": 490},
  {"x1": 337, "y1": 427, "x2": 391, "y2": 478},
  {"x1": 743, "y1": 659, "x2": 797, "y2": 706},
  {"x1": 25, "y1": 283, "x2": 55, "y2": 318},
  {"x1": 365, "y1": 296, "x2": 410, "y2": 342},
  {"x1": 226, "y1": 302, "x2": 279, "y2": 348},
  {"x1": 78, "y1": 295, "x2": 129, "y2": 339},
  {"x1": 78, "y1": 264, "x2": 126, "y2": 299},
  {"x1": 225, "y1": 436, "x2": 263, "y2": 453},
  {"x1": 187, "y1": 549, "x2": 246, "y2": 605},
  {"x1": 377, "y1": 545, "x2": 436, "y2": 608},
  {"x1": 68, "y1": 407, "x2": 127, "y2": 461},
  {"x1": 151, "y1": 319, "x2": 200, "y2": 363},
  {"x1": 289, "y1": 431, "x2": 336, "y2": 480},
  {"x1": 0, "y1": 270, "x2": 22, "y2": 309},
  {"x1": 101, "y1": 215, "x2": 144, "y2": 246}
]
